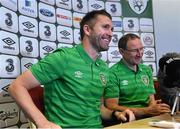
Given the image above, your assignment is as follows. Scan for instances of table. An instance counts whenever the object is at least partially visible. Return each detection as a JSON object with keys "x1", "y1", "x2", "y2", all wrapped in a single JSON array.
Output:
[{"x1": 104, "y1": 113, "x2": 180, "y2": 128}]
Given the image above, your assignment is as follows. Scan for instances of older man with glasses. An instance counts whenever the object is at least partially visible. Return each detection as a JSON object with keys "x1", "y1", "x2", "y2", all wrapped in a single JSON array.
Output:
[{"x1": 104, "y1": 33, "x2": 171, "y2": 120}]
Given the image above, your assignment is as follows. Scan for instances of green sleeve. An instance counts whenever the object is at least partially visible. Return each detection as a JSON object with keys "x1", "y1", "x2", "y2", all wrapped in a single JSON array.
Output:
[
  {"x1": 30, "y1": 48, "x2": 68, "y2": 84},
  {"x1": 147, "y1": 66, "x2": 156, "y2": 94},
  {"x1": 104, "y1": 70, "x2": 119, "y2": 99}
]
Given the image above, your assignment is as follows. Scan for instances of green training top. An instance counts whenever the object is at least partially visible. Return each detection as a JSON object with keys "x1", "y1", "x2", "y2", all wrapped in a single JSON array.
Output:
[
  {"x1": 30, "y1": 44, "x2": 110, "y2": 128},
  {"x1": 106, "y1": 59, "x2": 155, "y2": 108}
]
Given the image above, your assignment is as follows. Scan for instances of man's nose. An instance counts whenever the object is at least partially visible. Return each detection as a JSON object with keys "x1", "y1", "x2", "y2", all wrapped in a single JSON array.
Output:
[
  {"x1": 137, "y1": 49, "x2": 144, "y2": 56},
  {"x1": 108, "y1": 29, "x2": 113, "y2": 37}
]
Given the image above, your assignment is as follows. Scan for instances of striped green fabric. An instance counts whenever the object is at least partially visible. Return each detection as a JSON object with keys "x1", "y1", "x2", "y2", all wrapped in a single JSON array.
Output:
[
  {"x1": 30, "y1": 44, "x2": 109, "y2": 128},
  {"x1": 108, "y1": 60, "x2": 155, "y2": 108}
]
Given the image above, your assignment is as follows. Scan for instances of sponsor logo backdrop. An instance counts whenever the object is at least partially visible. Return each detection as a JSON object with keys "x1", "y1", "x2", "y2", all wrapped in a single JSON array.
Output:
[{"x1": 0, "y1": 0, "x2": 156, "y2": 128}]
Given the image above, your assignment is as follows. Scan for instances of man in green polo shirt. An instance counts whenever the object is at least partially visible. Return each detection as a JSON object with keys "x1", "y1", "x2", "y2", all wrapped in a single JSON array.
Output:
[
  {"x1": 105, "y1": 33, "x2": 171, "y2": 119},
  {"x1": 8, "y1": 10, "x2": 135, "y2": 128}
]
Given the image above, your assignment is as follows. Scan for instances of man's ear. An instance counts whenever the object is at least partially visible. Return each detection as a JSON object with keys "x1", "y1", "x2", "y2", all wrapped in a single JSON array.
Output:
[{"x1": 83, "y1": 24, "x2": 91, "y2": 36}]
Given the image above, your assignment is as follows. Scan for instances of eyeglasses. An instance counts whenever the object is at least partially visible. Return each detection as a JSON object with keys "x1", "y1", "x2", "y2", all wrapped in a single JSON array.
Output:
[{"x1": 125, "y1": 47, "x2": 144, "y2": 53}]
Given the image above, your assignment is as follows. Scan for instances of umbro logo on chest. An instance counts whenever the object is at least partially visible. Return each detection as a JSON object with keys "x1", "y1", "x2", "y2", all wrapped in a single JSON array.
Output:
[{"x1": 74, "y1": 71, "x2": 83, "y2": 78}]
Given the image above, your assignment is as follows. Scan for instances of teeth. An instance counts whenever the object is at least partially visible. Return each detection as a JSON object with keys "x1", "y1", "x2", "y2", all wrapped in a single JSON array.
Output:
[{"x1": 103, "y1": 39, "x2": 109, "y2": 42}]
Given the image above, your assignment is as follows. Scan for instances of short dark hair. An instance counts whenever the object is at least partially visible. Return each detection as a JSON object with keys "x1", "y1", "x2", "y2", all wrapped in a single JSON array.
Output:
[
  {"x1": 118, "y1": 33, "x2": 140, "y2": 50},
  {"x1": 80, "y1": 10, "x2": 112, "y2": 40}
]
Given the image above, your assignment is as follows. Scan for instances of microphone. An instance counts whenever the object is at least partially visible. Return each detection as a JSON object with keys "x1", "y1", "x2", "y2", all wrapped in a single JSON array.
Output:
[{"x1": 159, "y1": 57, "x2": 180, "y2": 88}]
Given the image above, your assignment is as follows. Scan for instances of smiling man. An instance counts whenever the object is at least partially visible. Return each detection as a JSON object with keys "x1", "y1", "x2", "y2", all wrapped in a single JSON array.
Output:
[
  {"x1": 105, "y1": 33, "x2": 171, "y2": 119},
  {"x1": 8, "y1": 10, "x2": 135, "y2": 128}
]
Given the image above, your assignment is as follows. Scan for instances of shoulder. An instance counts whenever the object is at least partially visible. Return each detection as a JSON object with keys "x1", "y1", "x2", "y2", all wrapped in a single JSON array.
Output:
[
  {"x1": 108, "y1": 61, "x2": 124, "y2": 78},
  {"x1": 139, "y1": 64, "x2": 151, "y2": 70},
  {"x1": 54, "y1": 46, "x2": 75, "y2": 53},
  {"x1": 110, "y1": 60, "x2": 124, "y2": 72},
  {"x1": 139, "y1": 64, "x2": 153, "y2": 76},
  {"x1": 52, "y1": 46, "x2": 78, "y2": 58}
]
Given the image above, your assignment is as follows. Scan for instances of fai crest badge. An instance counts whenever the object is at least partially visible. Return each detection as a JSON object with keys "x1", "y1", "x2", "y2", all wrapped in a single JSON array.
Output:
[
  {"x1": 141, "y1": 75, "x2": 149, "y2": 86},
  {"x1": 99, "y1": 73, "x2": 107, "y2": 86},
  {"x1": 128, "y1": 0, "x2": 149, "y2": 14}
]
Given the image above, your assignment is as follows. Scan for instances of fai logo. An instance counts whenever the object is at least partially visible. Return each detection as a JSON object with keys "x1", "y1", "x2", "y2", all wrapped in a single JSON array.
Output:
[
  {"x1": 141, "y1": 75, "x2": 149, "y2": 85},
  {"x1": 128, "y1": 0, "x2": 148, "y2": 14},
  {"x1": 99, "y1": 73, "x2": 106, "y2": 86}
]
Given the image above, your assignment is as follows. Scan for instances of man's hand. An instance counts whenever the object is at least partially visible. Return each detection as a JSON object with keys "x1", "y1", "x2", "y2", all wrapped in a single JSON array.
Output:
[
  {"x1": 147, "y1": 99, "x2": 171, "y2": 116},
  {"x1": 114, "y1": 109, "x2": 135, "y2": 122}
]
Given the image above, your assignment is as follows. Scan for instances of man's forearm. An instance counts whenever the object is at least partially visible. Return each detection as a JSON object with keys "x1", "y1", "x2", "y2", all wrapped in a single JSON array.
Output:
[
  {"x1": 100, "y1": 104, "x2": 113, "y2": 120},
  {"x1": 8, "y1": 83, "x2": 47, "y2": 127},
  {"x1": 108, "y1": 104, "x2": 149, "y2": 118}
]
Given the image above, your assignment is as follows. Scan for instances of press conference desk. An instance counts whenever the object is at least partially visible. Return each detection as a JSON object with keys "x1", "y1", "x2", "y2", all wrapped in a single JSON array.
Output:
[{"x1": 104, "y1": 113, "x2": 180, "y2": 128}]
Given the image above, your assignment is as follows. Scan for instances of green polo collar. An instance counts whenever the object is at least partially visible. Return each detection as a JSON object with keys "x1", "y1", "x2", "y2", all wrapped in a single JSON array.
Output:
[
  {"x1": 119, "y1": 59, "x2": 143, "y2": 73},
  {"x1": 76, "y1": 44, "x2": 101, "y2": 66}
]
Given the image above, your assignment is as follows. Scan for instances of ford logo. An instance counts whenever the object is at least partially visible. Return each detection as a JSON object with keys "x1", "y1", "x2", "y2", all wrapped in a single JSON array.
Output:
[{"x1": 40, "y1": 9, "x2": 54, "y2": 17}]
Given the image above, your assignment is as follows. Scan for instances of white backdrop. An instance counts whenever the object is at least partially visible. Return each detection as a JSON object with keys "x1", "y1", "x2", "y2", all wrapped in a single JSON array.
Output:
[{"x1": 153, "y1": 0, "x2": 180, "y2": 68}]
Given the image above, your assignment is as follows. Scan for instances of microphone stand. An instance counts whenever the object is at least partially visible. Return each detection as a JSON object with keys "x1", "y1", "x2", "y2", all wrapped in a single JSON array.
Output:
[{"x1": 171, "y1": 88, "x2": 180, "y2": 115}]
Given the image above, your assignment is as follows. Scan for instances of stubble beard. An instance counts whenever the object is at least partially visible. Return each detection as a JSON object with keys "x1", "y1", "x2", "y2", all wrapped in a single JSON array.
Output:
[{"x1": 90, "y1": 34, "x2": 110, "y2": 53}]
